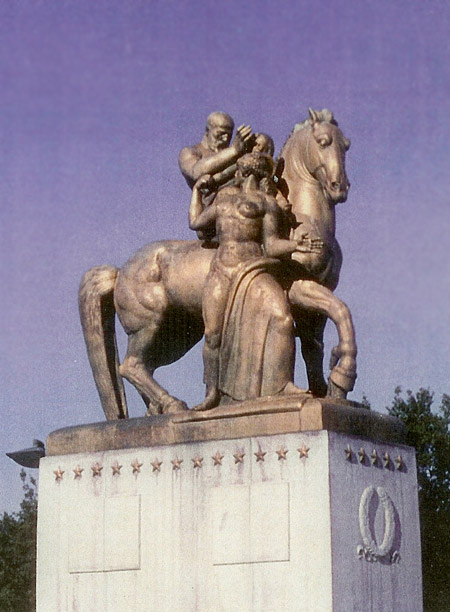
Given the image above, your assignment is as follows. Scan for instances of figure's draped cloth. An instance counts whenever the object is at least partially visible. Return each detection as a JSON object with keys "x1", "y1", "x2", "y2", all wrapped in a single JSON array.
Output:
[{"x1": 219, "y1": 258, "x2": 295, "y2": 401}]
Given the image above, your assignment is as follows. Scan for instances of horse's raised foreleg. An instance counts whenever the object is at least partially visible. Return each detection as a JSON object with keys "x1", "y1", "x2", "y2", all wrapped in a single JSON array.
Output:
[
  {"x1": 120, "y1": 327, "x2": 188, "y2": 415},
  {"x1": 288, "y1": 280, "x2": 357, "y2": 398}
]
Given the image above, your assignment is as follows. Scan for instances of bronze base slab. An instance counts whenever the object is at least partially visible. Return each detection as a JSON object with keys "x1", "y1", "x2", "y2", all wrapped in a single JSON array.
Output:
[{"x1": 46, "y1": 395, "x2": 405, "y2": 456}]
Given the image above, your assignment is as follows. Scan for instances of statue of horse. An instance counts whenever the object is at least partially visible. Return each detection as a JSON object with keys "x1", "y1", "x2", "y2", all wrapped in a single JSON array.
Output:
[
  {"x1": 79, "y1": 109, "x2": 357, "y2": 420},
  {"x1": 277, "y1": 107, "x2": 353, "y2": 396}
]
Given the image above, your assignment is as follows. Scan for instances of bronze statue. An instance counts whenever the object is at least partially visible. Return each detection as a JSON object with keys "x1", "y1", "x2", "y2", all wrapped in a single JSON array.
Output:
[
  {"x1": 252, "y1": 132, "x2": 275, "y2": 156},
  {"x1": 179, "y1": 111, "x2": 253, "y2": 191},
  {"x1": 189, "y1": 152, "x2": 321, "y2": 410},
  {"x1": 178, "y1": 111, "x2": 253, "y2": 242},
  {"x1": 79, "y1": 109, "x2": 357, "y2": 420},
  {"x1": 277, "y1": 108, "x2": 353, "y2": 396}
]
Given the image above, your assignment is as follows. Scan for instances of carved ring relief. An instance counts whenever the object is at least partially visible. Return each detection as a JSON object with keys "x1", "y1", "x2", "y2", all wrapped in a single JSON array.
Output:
[{"x1": 357, "y1": 486, "x2": 400, "y2": 563}]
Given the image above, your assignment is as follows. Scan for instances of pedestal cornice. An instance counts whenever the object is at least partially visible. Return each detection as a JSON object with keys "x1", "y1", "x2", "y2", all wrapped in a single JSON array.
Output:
[{"x1": 46, "y1": 395, "x2": 406, "y2": 456}]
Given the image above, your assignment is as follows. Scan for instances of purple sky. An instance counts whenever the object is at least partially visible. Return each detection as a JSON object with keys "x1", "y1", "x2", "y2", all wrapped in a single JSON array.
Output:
[{"x1": 1, "y1": 0, "x2": 449, "y2": 512}]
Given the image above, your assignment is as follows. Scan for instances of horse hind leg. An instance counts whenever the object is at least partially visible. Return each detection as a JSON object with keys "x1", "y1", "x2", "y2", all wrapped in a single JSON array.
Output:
[
  {"x1": 119, "y1": 325, "x2": 188, "y2": 415},
  {"x1": 293, "y1": 308, "x2": 328, "y2": 397}
]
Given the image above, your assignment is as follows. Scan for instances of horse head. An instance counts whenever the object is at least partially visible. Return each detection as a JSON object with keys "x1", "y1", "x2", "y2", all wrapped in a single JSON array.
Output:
[
  {"x1": 306, "y1": 108, "x2": 350, "y2": 203},
  {"x1": 284, "y1": 109, "x2": 351, "y2": 205}
]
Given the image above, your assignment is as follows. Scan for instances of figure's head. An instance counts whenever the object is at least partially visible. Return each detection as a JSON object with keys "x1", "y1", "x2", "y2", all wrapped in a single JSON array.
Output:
[
  {"x1": 236, "y1": 152, "x2": 274, "y2": 189},
  {"x1": 253, "y1": 133, "x2": 275, "y2": 157},
  {"x1": 205, "y1": 111, "x2": 234, "y2": 152}
]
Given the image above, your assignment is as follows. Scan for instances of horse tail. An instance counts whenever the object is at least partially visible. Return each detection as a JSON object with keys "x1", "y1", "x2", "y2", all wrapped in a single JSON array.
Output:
[{"x1": 78, "y1": 265, "x2": 128, "y2": 420}]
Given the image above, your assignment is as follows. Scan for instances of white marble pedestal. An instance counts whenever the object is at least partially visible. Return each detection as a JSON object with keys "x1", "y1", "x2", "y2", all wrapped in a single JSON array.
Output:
[{"x1": 37, "y1": 399, "x2": 422, "y2": 611}]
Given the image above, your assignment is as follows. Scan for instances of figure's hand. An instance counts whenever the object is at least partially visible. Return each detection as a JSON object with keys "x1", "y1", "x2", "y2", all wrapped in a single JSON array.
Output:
[
  {"x1": 296, "y1": 232, "x2": 324, "y2": 253},
  {"x1": 232, "y1": 124, "x2": 254, "y2": 155},
  {"x1": 194, "y1": 174, "x2": 215, "y2": 194}
]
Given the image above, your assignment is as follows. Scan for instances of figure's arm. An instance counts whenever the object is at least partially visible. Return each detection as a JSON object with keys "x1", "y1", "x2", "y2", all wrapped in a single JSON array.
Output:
[
  {"x1": 263, "y1": 197, "x2": 324, "y2": 258},
  {"x1": 275, "y1": 191, "x2": 300, "y2": 238},
  {"x1": 263, "y1": 197, "x2": 300, "y2": 258},
  {"x1": 189, "y1": 176, "x2": 218, "y2": 231},
  {"x1": 211, "y1": 163, "x2": 237, "y2": 187},
  {"x1": 180, "y1": 125, "x2": 253, "y2": 182}
]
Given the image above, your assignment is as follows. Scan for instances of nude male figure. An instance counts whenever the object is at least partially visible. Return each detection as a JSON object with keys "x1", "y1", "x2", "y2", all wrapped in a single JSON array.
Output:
[{"x1": 179, "y1": 111, "x2": 254, "y2": 191}]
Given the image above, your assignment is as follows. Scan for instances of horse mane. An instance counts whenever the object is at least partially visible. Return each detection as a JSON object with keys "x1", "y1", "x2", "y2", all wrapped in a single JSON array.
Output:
[
  {"x1": 294, "y1": 108, "x2": 338, "y2": 132},
  {"x1": 278, "y1": 108, "x2": 338, "y2": 157}
]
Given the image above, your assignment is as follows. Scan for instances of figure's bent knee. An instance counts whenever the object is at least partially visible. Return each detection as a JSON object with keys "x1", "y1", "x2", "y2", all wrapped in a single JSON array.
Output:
[{"x1": 269, "y1": 307, "x2": 294, "y2": 334}]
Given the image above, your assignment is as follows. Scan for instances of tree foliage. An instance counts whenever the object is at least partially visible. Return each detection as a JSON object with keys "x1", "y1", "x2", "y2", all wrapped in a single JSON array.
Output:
[
  {"x1": 387, "y1": 387, "x2": 450, "y2": 612},
  {"x1": 0, "y1": 470, "x2": 37, "y2": 612}
]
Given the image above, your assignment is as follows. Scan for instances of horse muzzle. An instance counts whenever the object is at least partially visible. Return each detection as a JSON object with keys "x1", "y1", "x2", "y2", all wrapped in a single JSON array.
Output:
[{"x1": 327, "y1": 179, "x2": 350, "y2": 204}]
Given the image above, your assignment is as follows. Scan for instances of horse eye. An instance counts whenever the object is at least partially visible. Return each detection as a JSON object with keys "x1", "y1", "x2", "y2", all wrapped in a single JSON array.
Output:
[{"x1": 318, "y1": 136, "x2": 331, "y2": 148}]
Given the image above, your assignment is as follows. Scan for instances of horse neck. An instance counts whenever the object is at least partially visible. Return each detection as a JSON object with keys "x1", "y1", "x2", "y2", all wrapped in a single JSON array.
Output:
[{"x1": 281, "y1": 135, "x2": 336, "y2": 240}]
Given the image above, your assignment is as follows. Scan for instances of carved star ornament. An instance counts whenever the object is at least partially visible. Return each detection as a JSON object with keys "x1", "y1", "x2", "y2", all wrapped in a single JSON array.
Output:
[
  {"x1": 212, "y1": 451, "x2": 224, "y2": 466},
  {"x1": 91, "y1": 462, "x2": 103, "y2": 477},
  {"x1": 276, "y1": 447, "x2": 289, "y2": 460},
  {"x1": 192, "y1": 456, "x2": 204, "y2": 469},
  {"x1": 233, "y1": 451, "x2": 245, "y2": 464},
  {"x1": 171, "y1": 457, "x2": 183, "y2": 470},
  {"x1": 151, "y1": 459, "x2": 163, "y2": 472},
  {"x1": 54, "y1": 467, "x2": 65, "y2": 481},
  {"x1": 131, "y1": 459, "x2": 143, "y2": 474},
  {"x1": 254, "y1": 448, "x2": 266, "y2": 462},
  {"x1": 111, "y1": 461, "x2": 122, "y2": 475},
  {"x1": 73, "y1": 465, "x2": 84, "y2": 479}
]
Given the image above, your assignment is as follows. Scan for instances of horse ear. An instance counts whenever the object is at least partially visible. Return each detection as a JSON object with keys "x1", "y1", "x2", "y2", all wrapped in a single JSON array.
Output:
[
  {"x1": 308, "y1": 107, "x2": 318, "y2": 123},
  {"x1": 343, "y1": 137, "x2": 351, "y2": 151}
]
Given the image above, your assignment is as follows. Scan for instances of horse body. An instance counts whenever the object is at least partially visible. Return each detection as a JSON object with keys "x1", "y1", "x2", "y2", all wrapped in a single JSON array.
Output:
[
  {"x1": 115, "y1": 241, "x2": 212, "y2": 326},
  {"x1": 79, "y1": 110, "x2": 357, "y2": 419}
]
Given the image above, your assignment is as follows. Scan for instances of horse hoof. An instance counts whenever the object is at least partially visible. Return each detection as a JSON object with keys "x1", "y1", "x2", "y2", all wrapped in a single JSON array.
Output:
[
  {"x1": 328, "y1": 361, "x2": 356, "y2": 397},
  {"x1": 327, "y1": 380, "x2": 347, "y2": 399},
  {"x1": 192, "y1": 388, "x2": 220, "y2": 411},
  {"x1": 281, "y1": 381, "x2": 309, "y2": 396},
  {"x1": 145, "y1": 404, "x2": 160, "y2": 417},
  {"x1": 161, "y1": 397, "x2": 188, "y2": 414}
]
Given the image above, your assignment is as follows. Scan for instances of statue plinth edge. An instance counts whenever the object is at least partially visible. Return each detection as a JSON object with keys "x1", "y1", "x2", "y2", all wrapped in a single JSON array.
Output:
[{"x1": 46, "y1": 395, "x2": 405, "y2": 456}]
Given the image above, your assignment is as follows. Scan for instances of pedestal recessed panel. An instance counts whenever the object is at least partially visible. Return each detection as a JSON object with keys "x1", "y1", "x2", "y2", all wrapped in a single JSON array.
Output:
[
  {"x1": 104, "y1": 496, "x2": 141, "y2": 571},
  {"x1": 68, "y1": 495, "x2": 140, "y2": 573},
  {"x1": 210, "y1": 482, "x2": 290, "y2": 565},
  {"x1": 70, "y1": 571, "x2": 141, "y2": 612},
  {"x1": 68, "y1": 497, "x2": 104, "y2": 573}
]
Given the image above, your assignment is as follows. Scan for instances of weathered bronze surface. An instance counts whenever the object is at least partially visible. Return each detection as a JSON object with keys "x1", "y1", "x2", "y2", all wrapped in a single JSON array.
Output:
[
  {"x1": 46, "y1": 397, "x2": 405, "y2": 456},
  {"x1": 189, "y1": 152, "x2": 317, "y2": 410},
  {"x1": 179, "y1": 111, "x2": 253, "y2": 191},
  {"x1": 79, "y1": 109, "x2": 357, "y2": 420}
]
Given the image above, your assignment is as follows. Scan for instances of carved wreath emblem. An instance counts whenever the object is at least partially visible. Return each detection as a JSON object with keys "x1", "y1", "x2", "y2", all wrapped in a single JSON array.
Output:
[{"x1": 357, "y1": 486, "x2": 400, "y2": 563}]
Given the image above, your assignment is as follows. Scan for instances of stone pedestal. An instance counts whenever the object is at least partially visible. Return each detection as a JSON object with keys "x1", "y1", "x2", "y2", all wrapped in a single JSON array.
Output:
[{"x1": 37, "y1": 397, "x2": 423, "y2": 611}]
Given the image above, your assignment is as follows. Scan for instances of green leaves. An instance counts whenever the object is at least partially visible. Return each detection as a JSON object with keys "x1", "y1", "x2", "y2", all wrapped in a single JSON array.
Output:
[
  {"x1": 0, "y1": 470, "x2": 37, "y2": 612},
  {"x1": 387, "y1": 388, "x2": 450, "y2": 611}
]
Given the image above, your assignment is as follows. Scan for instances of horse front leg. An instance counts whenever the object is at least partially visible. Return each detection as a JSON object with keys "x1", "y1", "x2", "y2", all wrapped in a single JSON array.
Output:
[{"x1": 288, "y1": 280, "x2": 357, "y2": 399}]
